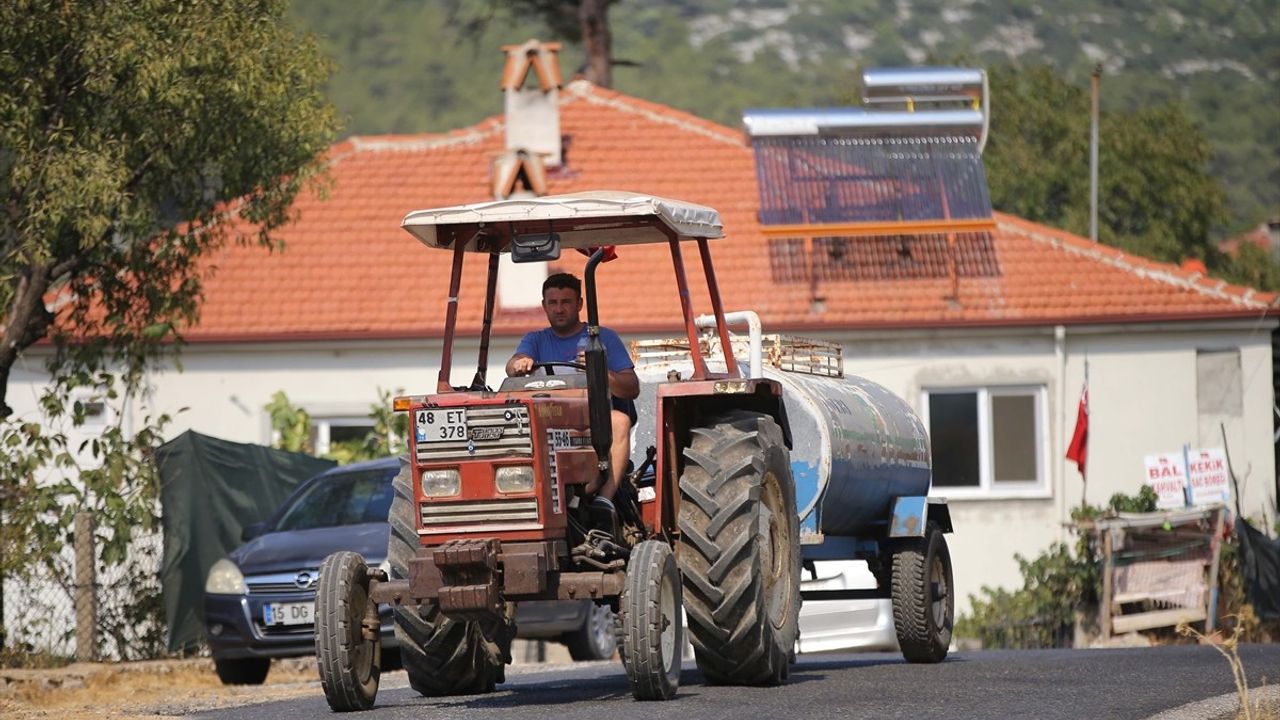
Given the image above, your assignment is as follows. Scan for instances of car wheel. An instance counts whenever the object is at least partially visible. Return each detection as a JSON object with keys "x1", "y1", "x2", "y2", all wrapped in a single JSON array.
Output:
[
  {"x1": 563, "y1": 601, "x2": 617, "y2": 661},
  {"x1": 214, "y1": 657, "x2": 270, "y2": 685}
]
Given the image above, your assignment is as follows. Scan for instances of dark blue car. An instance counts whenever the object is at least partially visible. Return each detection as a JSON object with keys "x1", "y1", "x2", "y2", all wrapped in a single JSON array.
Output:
[
  {"x1": 204, "y1": 457, "x2": 615, "y2": 685},
  {"x1": 203, "y1": 457, "x2": 401, "y2": 684}
]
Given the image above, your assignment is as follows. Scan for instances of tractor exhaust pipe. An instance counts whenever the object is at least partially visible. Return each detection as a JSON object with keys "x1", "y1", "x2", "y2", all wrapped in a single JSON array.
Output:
[{"x1": 583, "y1": 248, "x2": 613, "y2": 480}]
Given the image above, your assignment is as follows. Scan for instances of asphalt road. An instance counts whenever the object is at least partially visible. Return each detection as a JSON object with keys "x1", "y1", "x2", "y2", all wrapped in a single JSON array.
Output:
[{"x1": 197, "y1": 645, "x2": 1280, "y2": 720}]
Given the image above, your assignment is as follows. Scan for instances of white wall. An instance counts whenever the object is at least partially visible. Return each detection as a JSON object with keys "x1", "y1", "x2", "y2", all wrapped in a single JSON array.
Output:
[
  {"x1": 138, "y1": 338, "x2": 520, "y2": 445},
  {"x1": 826, "y1": 320, "x2": 1276, "y2": 615}
]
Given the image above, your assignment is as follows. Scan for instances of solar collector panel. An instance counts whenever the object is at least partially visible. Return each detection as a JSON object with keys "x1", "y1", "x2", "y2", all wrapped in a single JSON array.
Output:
[{"x1": 752, "y1": 135, "x2": 992, "y2": 227}]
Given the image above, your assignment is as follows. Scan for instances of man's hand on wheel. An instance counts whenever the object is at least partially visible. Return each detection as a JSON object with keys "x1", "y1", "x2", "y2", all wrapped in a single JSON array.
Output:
[{"x1": 510, "y1": 356, "x2": 535, "y2": 376}]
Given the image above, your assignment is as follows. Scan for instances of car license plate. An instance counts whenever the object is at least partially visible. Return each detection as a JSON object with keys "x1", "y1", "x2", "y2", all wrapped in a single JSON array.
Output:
[
  {"x1": 264, "y1": 601, "x2": 313, "y2": 626},
  {"x1": 415, "y1": 408, "x2": 467, "y2": 443}
]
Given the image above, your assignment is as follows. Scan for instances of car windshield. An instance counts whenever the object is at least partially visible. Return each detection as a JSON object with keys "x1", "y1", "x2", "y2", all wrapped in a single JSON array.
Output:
[{"x1": 273, "y1": 468, "x2": 395, "y2": 532}]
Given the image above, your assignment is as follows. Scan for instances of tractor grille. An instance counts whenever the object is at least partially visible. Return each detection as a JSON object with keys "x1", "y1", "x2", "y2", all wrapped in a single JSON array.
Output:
[
  {"x1": 419, "y1": 498, "x2": 540, "y2": 530},
  {"x1": 415, "y1": 404, "x2": 532, "y2": 463}
]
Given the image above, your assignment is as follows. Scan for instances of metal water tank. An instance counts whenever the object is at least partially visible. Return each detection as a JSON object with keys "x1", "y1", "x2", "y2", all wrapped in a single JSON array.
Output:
[{"x1": 631, "y1": 347, "x2": 931, "y2": 538}]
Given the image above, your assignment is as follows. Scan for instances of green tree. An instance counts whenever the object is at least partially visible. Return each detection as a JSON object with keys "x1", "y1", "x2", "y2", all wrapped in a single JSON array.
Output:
[
  {"x1": 266, "y1": 389, "x2": 407, "y2": 464},
  {"x1": 984, "y1": 65, "x2": 1228, "y2": 266},
  {"x1": 1219, "y1": 242, "x2": 1280, "y2": 293},
  {"x1": 265, "y1": 391, "x2": 315, "y2": 455},
  {"x1": 0, "y1": 0, "x2": 337, "y2": 653},
  {"x1": 0, "y1": 1, "x2": 338, "y2": 417}
]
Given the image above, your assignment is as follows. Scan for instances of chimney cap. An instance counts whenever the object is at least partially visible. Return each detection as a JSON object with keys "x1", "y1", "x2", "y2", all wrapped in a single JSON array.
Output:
[{"x1": 501, "y1": 39, "x2": 563, "y2": 91}]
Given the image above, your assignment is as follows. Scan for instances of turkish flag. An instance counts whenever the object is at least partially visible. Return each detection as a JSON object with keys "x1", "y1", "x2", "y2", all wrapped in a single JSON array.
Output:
[{"x1": 1066, "y1": 383, "x2": 1088, "y2": 480}]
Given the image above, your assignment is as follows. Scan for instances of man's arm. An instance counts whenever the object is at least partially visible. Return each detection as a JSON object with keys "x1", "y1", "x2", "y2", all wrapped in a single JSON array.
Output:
[
  {"x1": 600, "y1": 328, "x2": 639, "y2": 399},
  {"x1": 609, "y1": 368, "x2": 640, "y2": 400},
  {"x1": 507, "y1": 332, "x2": 538, "y2": 376}
]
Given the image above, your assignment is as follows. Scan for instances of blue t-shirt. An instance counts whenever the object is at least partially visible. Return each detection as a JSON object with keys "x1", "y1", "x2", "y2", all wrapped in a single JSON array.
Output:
[{"x1": 515, "y1": 325, "x2": 634, "y2": 372}]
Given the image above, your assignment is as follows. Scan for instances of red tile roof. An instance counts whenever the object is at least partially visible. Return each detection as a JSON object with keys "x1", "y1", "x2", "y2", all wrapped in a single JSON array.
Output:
[{"x1": 190, "y1": 81, "x2": 1277, "y2": 343}]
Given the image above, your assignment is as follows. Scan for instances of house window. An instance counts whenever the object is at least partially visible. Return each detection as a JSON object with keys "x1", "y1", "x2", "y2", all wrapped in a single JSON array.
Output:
[
  {"x1": 1196, "y1": 349, "x2": 1242, "y2": 417},
  {"x1": 921, "y1": 386, "x2": 1047, "y2": 497},
  {"x1": 313, "y1": 417, "x2": 376, "y2": 456},
  {"x1": 72, "y1": 392, "x2": 112, "y2": 433}
]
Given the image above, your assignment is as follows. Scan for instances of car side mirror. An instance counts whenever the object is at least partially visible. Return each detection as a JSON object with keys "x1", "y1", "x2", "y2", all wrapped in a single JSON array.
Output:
[
  {"x1": 241, "y1": 522, "x2": 267, "y2": 542},
  {"x1": 511, "y1": 232, "x2": 561, "y2": 263}
]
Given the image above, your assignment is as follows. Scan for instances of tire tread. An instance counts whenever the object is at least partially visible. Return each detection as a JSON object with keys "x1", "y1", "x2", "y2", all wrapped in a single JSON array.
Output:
[
  {"x1": 388, "y1": 460, "x2": 504, "y2": 696},
  {"x1": 677, "y1": 410, "x2": 800, "y2": 686}
]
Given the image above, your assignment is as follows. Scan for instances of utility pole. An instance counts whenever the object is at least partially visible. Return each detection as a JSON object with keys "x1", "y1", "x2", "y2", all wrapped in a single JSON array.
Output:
[{"x1": 1089, "y1": 64, "x2": 1102, "y2": 242}]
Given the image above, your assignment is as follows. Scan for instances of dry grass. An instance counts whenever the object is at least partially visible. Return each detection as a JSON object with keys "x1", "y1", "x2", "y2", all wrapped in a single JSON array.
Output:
[
  {"x1": 1178, "y1": 619, "x2": 1279, "y2": 720},
  {"x1": 0, "y1": 658, "x2": 320, "y2": 720}
]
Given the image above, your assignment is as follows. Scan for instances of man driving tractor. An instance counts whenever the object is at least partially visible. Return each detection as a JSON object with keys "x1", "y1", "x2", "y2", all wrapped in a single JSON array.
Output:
[{"x1": 504, "y1": 272, "x2": 640, "y2": 527}]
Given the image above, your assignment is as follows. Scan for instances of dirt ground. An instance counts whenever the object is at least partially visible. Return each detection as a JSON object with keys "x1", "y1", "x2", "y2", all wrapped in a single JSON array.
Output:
[
  {"x1": 0, "y1": 657, "x2": 324, "y2": 719},
  {"x1": 0, "y1": 640, "x2": 573, "y2": 719}
]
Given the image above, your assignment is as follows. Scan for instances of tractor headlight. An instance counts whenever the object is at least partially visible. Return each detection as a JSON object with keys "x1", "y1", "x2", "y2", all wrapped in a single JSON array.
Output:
[
  {"x1": 421, "y1": 468, "x2": 461, "y2": 497},
  {"x1": 495, "y1": 465, "x2": 535, "y2": 494},
  {"x1": 205, "y1": 558, "x2": 246, "y2": 595}
]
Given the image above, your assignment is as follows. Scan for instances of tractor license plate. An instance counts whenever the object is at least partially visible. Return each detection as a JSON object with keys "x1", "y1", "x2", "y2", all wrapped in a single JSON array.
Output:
[
  {"x1": 263, "y1": 602, "x2": 313, "y2": 627},
  {"x1": 415, "y1": 408, "x2": 467, "y2": 443}
]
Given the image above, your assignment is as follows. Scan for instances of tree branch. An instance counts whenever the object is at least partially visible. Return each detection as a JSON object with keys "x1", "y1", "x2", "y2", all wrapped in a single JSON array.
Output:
[{"x1": 0, "y1": 264, "x2": 54, "y2": 419}]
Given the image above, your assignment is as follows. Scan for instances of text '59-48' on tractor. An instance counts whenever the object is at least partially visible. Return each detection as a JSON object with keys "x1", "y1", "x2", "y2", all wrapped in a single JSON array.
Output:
[{"x1": 313, "y1": 191, "x2": 955, "y2": 711}]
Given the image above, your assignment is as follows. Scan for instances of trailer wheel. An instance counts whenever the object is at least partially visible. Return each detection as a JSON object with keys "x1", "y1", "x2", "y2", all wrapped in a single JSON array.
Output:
[
  {"x1": 620, "y1": 540, "x2": 682, "y2": 700},
  {"x1": 892, "y1": 522, "x2": 953, "y2": 663},
  {"x1": 315, "y1": 551, "x2": 381, "y2": 712},
  {"x1": 677, "y1": 411, "x2": 801, "y2": 686},
  {"x1": 387, "y1": 460, "x2": 505, "y2": 696}
]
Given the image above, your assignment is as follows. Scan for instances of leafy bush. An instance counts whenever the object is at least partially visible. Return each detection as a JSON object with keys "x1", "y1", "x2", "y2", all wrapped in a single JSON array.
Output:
[{"x1": 956, "y1": 487, "x2": 1157, "y2": 648}]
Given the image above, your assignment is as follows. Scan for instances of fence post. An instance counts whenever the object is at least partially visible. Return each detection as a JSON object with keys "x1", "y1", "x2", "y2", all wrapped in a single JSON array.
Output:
[{"x1": 74, "y1": 512, "x2": 96, "y2": 663}]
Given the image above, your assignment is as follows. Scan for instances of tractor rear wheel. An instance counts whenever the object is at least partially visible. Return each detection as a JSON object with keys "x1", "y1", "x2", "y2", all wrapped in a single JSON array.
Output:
[
  {"x1": 315, "y1": 551, "x2": 381, "y2": 712},
  {"x1": 388, "y1": 460, "x2": 506, "y2": 696},
  {"x1": 619, "y1": 540, "x2": 682, "y2": 700},
  {"x1": 677, "y1": 410, "x2": 801, "y2": 685},
  {"x1": 891, "y1": 522, "x2": 954, "y2": 663}
]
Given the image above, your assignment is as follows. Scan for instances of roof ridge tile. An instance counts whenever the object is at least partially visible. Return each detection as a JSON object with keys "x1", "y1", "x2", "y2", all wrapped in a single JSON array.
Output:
[
  {"x1": 565, "y1": 80, "x2": 745, "y2": 148},
  {"x1": 348, "y1": 118, "x2": 504, "y2": 153},
  {"x1": 994, "y1": 213, "x2": 1276, "y2": 309}
]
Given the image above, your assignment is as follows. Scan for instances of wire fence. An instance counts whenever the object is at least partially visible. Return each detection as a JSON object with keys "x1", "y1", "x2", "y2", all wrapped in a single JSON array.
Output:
[
  {"x1": 2, "y1": 517, "x2": 166, "y2": 664},
  {"x1": 970, "y1": 616, "x2": 1076, "y2": 650}
]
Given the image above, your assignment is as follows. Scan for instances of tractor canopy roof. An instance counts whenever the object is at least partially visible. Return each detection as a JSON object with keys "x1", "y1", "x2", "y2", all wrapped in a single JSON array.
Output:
[{"x1": 400, "y1": 191, "x2": 723, "y2": 253}]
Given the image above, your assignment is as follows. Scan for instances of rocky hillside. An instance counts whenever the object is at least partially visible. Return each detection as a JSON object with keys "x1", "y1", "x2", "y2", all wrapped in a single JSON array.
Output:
[{"x1": 291, "y1": 0, "x2": 1278, "y2": 234}]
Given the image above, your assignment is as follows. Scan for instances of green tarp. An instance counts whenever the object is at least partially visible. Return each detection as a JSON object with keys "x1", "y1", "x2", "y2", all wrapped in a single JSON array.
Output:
[
  {"x1": 1236, "y1": 516, "x2": 1280, "y2": 622},
  {"x1": 157, "y1": 430, "x2": 335, "y2": 653}
]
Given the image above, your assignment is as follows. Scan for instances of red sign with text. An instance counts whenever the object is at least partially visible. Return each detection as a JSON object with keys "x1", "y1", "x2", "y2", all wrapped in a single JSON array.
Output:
[{"x1": 1144, "y1": 453, "x2": 1187, "y2": 509}]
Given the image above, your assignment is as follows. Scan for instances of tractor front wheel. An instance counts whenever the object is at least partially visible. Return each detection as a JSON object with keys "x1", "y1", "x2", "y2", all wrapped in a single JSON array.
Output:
[
  {"x1": 620, "y1": 540, "x2": 682, "y2": 701},
  {"x1": 315, "y1": 551, "x2": 381, "y2": 712}
]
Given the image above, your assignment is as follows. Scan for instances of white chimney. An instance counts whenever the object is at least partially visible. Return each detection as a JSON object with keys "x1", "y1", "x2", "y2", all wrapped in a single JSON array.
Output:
[
  {"x1": 494, "y1": 40, "x2": 563, "y2": 311},
  {"x1": 501, "y1": 39, "x2": 562, "y2": 168}
]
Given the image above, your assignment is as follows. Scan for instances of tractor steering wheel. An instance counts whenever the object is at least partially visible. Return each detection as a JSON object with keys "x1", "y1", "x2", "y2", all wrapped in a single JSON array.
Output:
[{"x1": 533, "y1": 361, "x2": 587, "y2": 375}]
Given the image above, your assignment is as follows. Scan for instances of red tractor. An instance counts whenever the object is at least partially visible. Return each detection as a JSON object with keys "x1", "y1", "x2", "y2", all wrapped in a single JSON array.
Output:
[{"x1": 314, "y1": 191, "x2": 952, "y2": 710}]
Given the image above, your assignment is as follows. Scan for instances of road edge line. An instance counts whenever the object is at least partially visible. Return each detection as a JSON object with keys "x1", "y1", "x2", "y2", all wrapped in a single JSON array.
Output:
[{"x1": 1143, "y1": 685, "x2": 1280, "y2": 720}]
